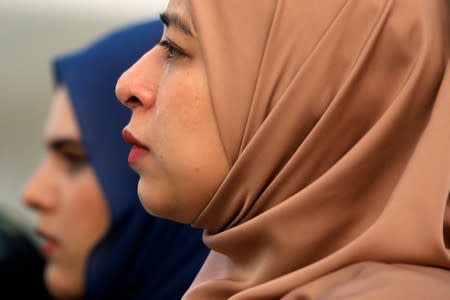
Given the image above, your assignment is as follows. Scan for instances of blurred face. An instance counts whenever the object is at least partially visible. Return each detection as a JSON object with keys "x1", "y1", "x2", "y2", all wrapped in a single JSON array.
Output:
[
  {"x1": 116, "y1": 0, "x2": 230, "y2": 223},
  {"x1": 22, "y1": 87, "x2": 109, "y2": 300}
]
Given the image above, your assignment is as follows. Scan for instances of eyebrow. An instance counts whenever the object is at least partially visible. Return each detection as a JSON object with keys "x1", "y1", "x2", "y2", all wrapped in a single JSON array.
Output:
[
  {"x1": 47, "y1": 138, "x2": 84, "y2": 153},
  {"x1": 160, "y1": 12, "x2": 194, "y2": 37}
]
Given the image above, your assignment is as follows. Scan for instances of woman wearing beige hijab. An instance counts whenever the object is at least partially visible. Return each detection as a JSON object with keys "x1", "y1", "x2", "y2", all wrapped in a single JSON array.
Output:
[{"x1": 116, "y1": 0, "x2": 450, "y2": 299}]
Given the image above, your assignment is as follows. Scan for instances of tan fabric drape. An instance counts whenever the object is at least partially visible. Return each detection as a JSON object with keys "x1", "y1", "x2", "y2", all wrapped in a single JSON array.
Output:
[{"x1": 184, "y1": 0, "x2": 450, "y2": 299}]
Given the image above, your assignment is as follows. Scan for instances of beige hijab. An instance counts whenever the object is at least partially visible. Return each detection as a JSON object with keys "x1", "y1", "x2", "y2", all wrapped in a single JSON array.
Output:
[{"x1": 185, "y1": 0, "x2": 450, "y2": 299}]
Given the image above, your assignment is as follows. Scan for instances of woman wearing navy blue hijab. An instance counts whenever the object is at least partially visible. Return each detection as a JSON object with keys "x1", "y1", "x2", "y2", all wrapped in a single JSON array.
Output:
[{"x1": 22, "y1": 20, "x2": 208, "y2": 300}]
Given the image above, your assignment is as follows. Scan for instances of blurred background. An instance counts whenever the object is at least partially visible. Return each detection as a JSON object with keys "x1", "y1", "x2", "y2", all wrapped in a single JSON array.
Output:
[{"x1": 0, "y1": 0, "x2": 168, "y2": 235}]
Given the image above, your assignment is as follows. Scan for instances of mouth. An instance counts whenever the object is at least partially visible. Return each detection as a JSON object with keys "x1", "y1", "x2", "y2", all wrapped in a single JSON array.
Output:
[
  {"x1": 122, "y1": 128, "x2": 150, "y2": 164},
  {"x1": 36, "y1": 227, "x2": 59, "y2": 257}
]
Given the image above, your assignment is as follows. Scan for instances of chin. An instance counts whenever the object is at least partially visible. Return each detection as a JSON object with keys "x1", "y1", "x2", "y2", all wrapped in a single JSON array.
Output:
[
  {"x1": 45, "y1": 263, "x2": 83, "y2": 300},
  {"x1": 137, "y1": 178, "x2": 191, "y2": 224}
]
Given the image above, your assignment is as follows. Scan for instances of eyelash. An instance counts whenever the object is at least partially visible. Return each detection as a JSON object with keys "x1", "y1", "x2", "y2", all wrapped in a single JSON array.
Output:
[
  {"x1": 62, "y1": 153, "x2": 88, "y2": 173},
  {"x1": 159, "y1": 39, "x2": 185, "y2": 60}
]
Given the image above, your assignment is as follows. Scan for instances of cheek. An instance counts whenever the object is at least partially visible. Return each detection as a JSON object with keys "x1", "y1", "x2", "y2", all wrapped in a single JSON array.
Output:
[
  {"x1": 156, "y1": 71, "x2": 214, "y2": 171},
  {"x1": 60, "y1": 171, "x2": 110, "y2": 256},
  {"x1": 45, "y1": 172, "x2": 109, "y2": 299},
  {"x1": 155, "y1": 64, "x2": 216, "y2": 153},
  {"x1": 153, "y1": 68, "x2": 229, "y2": 213},
  {"x1": 157, "y1": 70, "x2": 205, "y2": 129}
]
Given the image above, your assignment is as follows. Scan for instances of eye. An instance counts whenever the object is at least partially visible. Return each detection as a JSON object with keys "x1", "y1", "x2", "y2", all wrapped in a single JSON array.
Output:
[
  {"x1": 159, "y1": 39, "x2": 185, "y2": 60},
  {"x1": 60, "y1": 152, "x2": 88, "y2": 174}
]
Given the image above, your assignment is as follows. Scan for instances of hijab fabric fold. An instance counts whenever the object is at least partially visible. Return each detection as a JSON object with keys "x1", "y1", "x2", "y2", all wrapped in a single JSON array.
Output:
[
  {"x1": 53, "y1": 21, "x2": 208, "y2": 300},
  {"x1": 184, "y1": 1, "x2": 450, "y2": 299}
]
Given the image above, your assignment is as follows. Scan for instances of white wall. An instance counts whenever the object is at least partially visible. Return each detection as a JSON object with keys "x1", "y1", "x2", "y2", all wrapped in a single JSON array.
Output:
[
  {"x1": 1, "y1": 0, "x2": 167, "y2": 17},
  {"x1": 0, "y1": 1, "x2": 168, "y2": 232}
]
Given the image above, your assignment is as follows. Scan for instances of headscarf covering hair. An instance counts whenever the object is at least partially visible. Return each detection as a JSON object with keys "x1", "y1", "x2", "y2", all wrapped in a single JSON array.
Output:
[
  {"x1": 183, "y1": 0, "x2": 450, "y2": 299},
  {"x1": 53, "y1": 20, "x2": 208, "y2": 300}
]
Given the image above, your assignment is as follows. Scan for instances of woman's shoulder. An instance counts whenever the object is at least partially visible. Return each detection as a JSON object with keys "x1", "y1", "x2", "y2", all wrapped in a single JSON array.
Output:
[{"x1": 282, "y1": 262, "x2": 450, "y2": 300}]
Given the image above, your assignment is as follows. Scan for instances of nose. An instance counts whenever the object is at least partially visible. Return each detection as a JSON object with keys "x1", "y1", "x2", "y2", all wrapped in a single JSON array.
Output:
[
  {"x1": 22, "y1": 160, "x2": 56, "y2": 212},
  {"x1": 116, "y1": 48, "x2": 159, "y2": 110}
]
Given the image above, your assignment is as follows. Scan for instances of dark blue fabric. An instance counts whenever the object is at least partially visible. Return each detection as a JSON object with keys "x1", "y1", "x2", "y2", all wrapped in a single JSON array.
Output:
[{"x1": 52, "y1": 20, "x2": 208, "y2": 300}]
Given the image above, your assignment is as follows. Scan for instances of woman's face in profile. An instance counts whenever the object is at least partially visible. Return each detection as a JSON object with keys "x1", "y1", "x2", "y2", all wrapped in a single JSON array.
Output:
[
  {"x1": 22, "y1": 86, "x2": 109, "y2": 299},
  {"x1": 117, "y1": 0, "x2": 230, "y2": 223}
]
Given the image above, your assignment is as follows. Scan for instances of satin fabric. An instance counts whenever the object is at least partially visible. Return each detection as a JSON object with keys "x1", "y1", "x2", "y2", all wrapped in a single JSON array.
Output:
[
  {"x1": 53, "y1": 20, "x2": 208, "y2": 300},
  {"x1": 183, "y1": 1, "x2": 450, "y2": 299}
]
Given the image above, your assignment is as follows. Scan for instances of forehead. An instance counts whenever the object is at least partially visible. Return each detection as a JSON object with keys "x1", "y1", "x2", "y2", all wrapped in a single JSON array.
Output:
[
  {"x1": 45, "y1": 86, "x2": 80, "y2": 139},
  {"x1": 166, "y1": 0, "x2": 192, "y2": 23}
]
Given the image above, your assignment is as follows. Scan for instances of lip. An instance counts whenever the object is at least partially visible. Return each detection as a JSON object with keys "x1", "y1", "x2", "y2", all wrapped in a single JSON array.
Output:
[
  {"x1": 122, "y1": 129, "x2": 148, "y2": 149},
  {"x1": 122, "y1": 128, "x2": 150, "y2": 164},
  {"x1": 36, "y1": 227, "x2": 59, "y2": 257}
]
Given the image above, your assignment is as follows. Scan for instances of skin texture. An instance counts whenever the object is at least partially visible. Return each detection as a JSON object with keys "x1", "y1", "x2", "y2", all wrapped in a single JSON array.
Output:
[
  {"x1": 116, "y1": 0, "x2": 230, "y2": 224},
  {"x1": 22, "y1": 86, "x2": 109, "y2": 300}
]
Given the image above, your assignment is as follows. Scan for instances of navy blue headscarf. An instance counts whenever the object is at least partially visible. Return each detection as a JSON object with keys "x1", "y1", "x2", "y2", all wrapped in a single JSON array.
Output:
[{"x1": 52, "y1": 20, "x2": 208, "y2": 300}]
